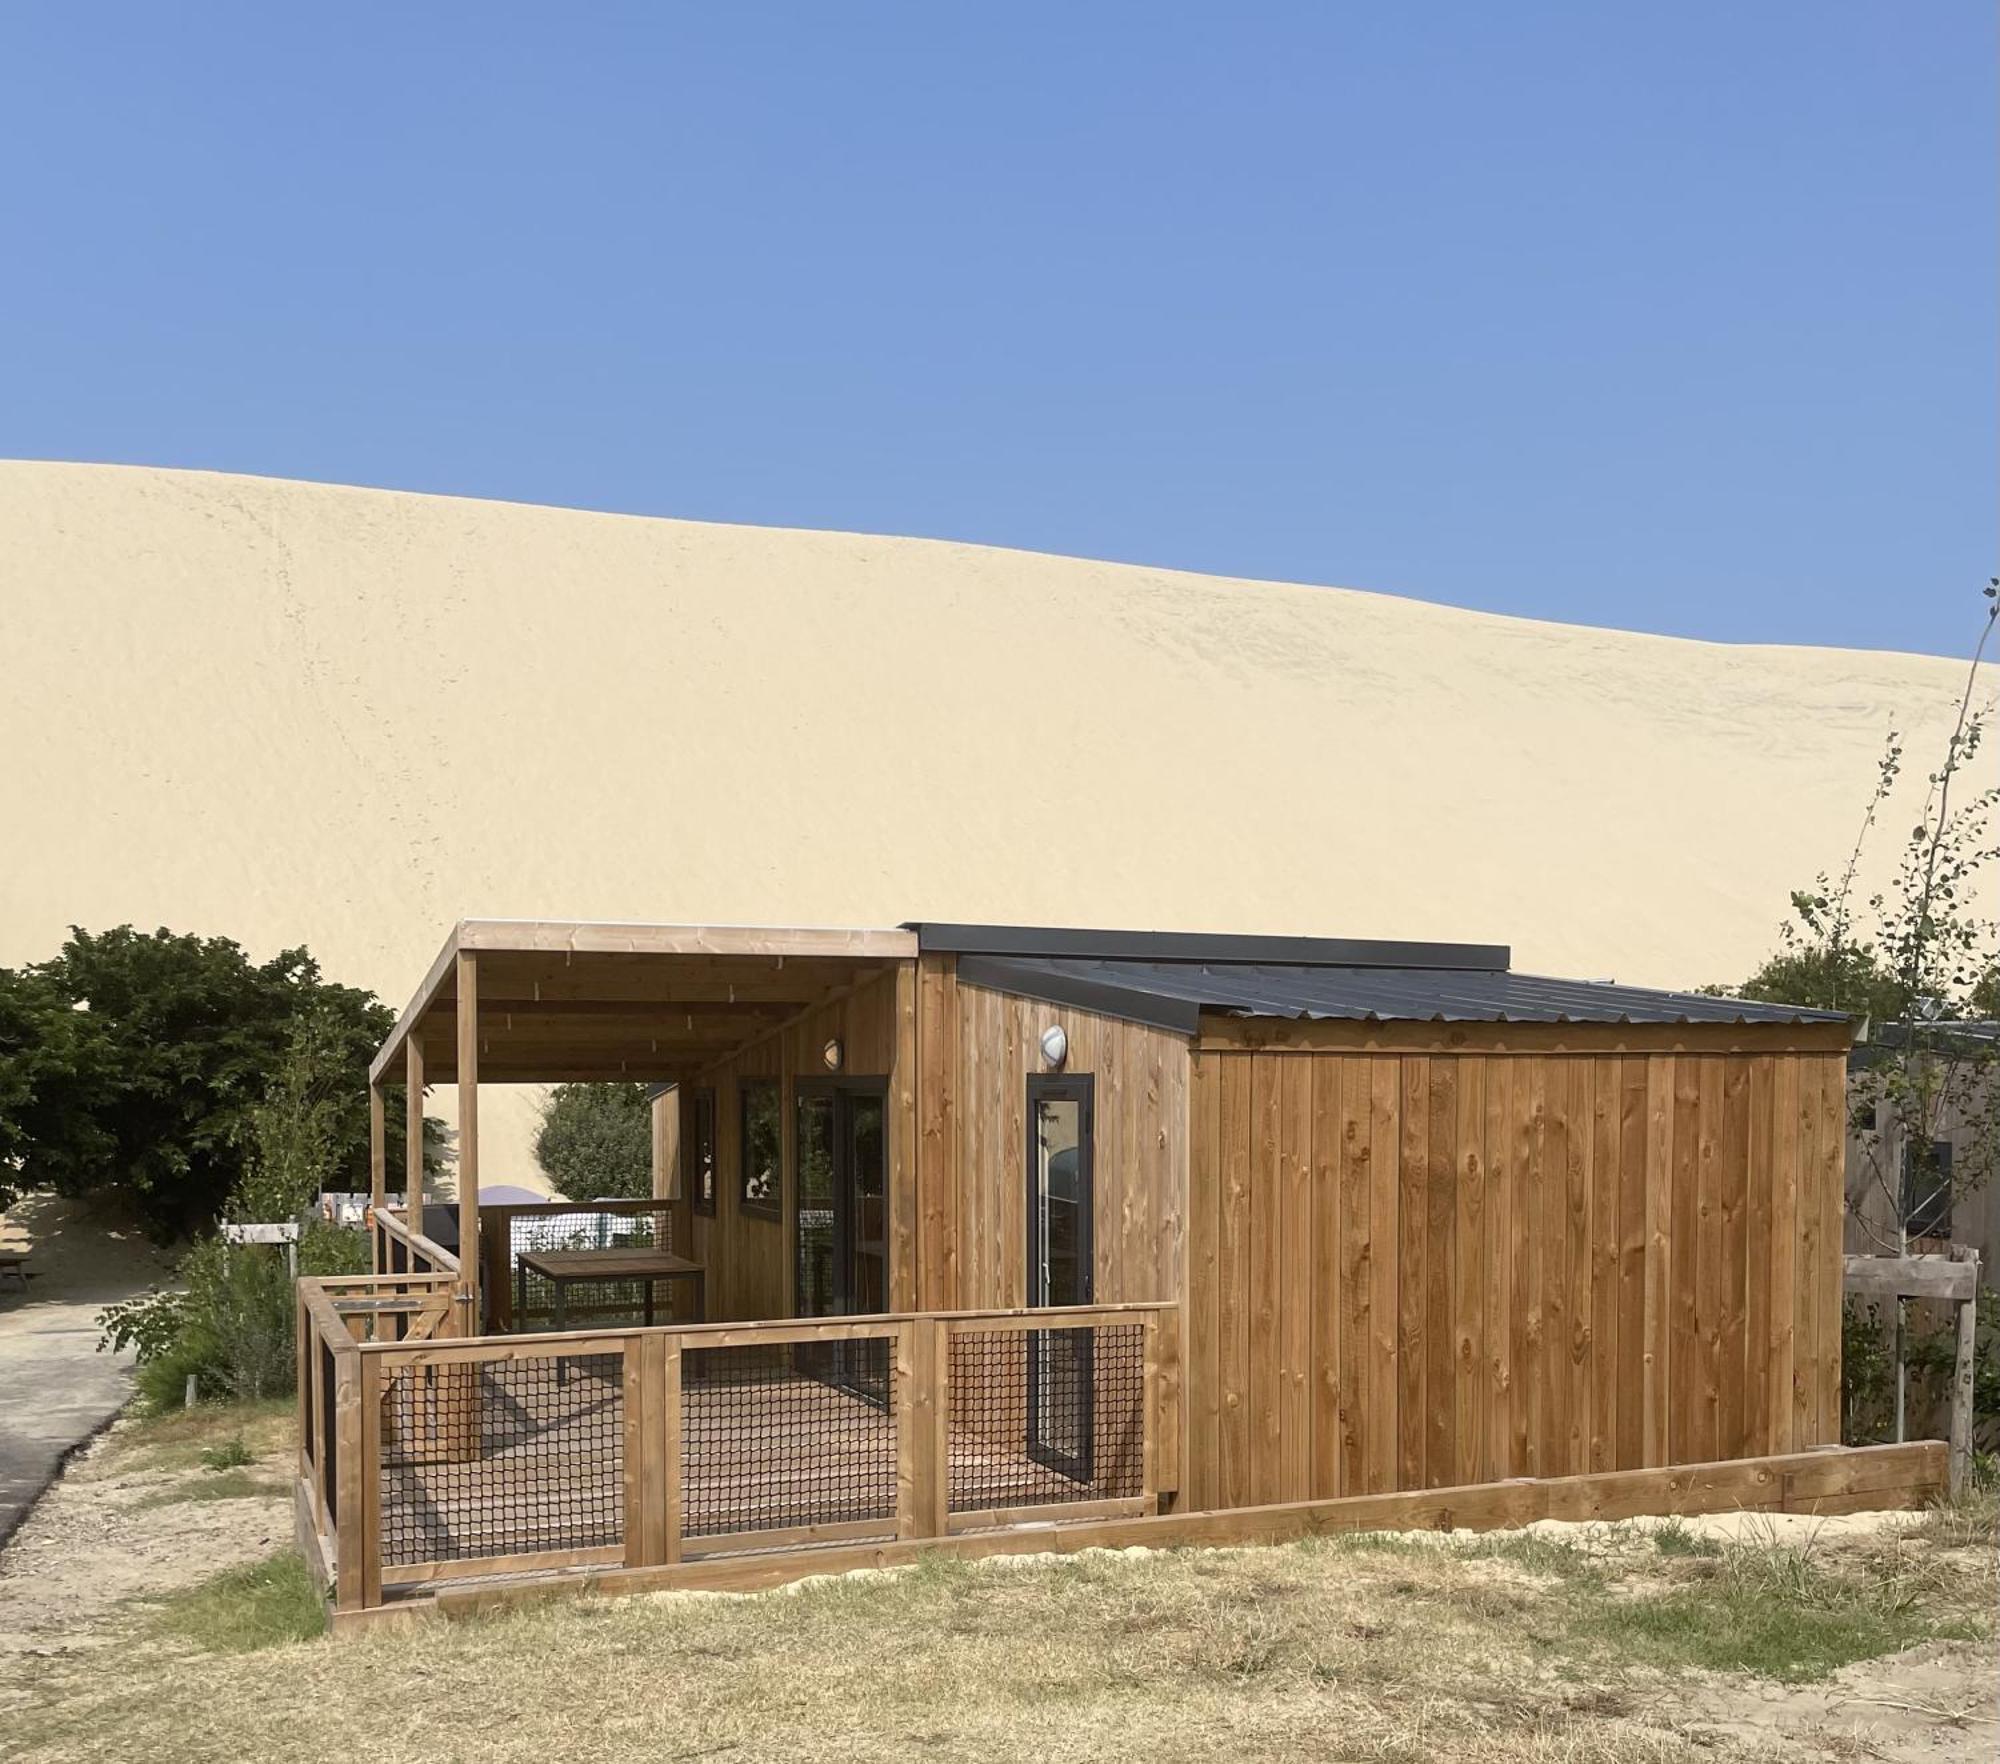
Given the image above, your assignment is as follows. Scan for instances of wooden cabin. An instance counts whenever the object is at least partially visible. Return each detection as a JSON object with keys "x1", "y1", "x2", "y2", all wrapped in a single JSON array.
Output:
[{"x1": 298, "y1": 918, "x2": 1941, "y2": 1624}]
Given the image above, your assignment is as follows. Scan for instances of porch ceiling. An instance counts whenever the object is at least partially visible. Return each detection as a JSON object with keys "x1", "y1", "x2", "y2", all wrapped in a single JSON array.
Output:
[{"x1": 370, "y1": 920, "x2": 916, "y2": 1087}]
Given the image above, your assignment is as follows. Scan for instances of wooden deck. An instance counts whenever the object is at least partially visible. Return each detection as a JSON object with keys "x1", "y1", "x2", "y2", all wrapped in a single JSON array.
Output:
[{"x1": 378, "y1": 1359, "x2": 1106, "y2": 1570}]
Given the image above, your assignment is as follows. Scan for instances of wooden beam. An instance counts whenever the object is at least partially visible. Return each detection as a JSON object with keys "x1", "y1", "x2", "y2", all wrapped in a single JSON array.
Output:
[
  {"x1": 367, "y1": 1082, "x2": 386, "y2": 1218},
  {"x1": 405, "y1": 1038, "x2": 425, "y2": 1218},
  {"x1": 1198, "y1": 1018, "x2": 1854, "y2": 1058},
  {"x1": 368, "y1": 924, "x2": 463, "y2": 1086},
  {"x1": 408, "y1": 1442, "x2": 1947, "y2": 1625},
  {"x1": 1842, "y1": 1254, "x2": 1978, "y2": 1303},
  {"x1": 453, "y1": 920, "x2": 919, "y2": 960}
]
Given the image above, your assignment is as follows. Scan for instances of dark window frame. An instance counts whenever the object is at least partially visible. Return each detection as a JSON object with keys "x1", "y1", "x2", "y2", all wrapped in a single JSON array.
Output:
[
  {"x1": 1026, "y1": 1073, "x2": 1095, "y2": 1307},
  {"x1": 1902, "y1": 1137, "x2": 1954, "y2": 1241},
  {"x1": 1026, "y1": 1072, "x2": 1095, "y2": 1484},
  {"x1": 688, "y1": 1086, "x2": 718, "y2": 1217},
  {"x1": 737, "y1": 1077, "x2": 783, "y2": 1220}
]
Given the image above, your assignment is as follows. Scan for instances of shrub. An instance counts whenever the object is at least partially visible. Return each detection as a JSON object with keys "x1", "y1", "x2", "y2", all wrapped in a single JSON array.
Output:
[
  {"x1": 534, "y1": 1082, "x2": 654, "y2": 1198},
  {"x1": 1844, "y1": 1285, "x2": 2000, "y2": 1452},
  {"x1": 100, "y1": 1220, "x2": 370, "y2": 1409}
]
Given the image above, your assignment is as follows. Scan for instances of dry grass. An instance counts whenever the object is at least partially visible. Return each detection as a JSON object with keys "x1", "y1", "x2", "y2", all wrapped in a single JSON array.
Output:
[
  {"x1": 5, "y1": 1514, "x2": 1994, "y2": 1764},
  {"x1": 100, "y1": 1398, "x2": 295, "y2": 1474}
]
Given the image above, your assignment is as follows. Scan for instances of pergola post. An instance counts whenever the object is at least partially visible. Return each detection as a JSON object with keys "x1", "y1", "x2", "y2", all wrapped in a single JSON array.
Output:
[
  {"x1": 367, "y1": 1080, "x2": 386, "y2": 1238},
  {"x1": 405, "y1": 1037, "x2": 425, "y2": 1224},
  {"x1": 456, "y1": 949, "x2": 481, "y2": 1332}
]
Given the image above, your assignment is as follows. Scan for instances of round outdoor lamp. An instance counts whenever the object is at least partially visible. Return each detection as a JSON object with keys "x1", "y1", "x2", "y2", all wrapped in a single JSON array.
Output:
[
  {"x1": 1039, "y1": 1024, "x2": 1068, "y2": 1070},
  {"x1": 821, "y1": 1036, "x2": 843, "y2": 1071}
]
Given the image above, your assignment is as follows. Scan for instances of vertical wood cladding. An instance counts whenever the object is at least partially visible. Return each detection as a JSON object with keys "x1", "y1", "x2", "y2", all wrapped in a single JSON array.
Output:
[
  {"x1": 672, "y1": 967, "x2": 915, "y2": 1322},
  {"x1": 934, "y1": 983, "x2": 1191, "y2": 1314},
  {"x1": 1183, "y1": 1046, "x2": 1846, "y2": 1513}
]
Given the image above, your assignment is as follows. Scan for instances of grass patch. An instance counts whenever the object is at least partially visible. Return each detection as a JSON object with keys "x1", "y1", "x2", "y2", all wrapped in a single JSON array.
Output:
[
  {"x1": 1902, "y1": 1486, "x2": 2000, "y2": 1550},
  {"x1": 1649, "y1": 1518, "x2": 1720, "y2": 1559},
  {"x1": 8, "y1": 1516, "x2": 1990, "y2": 1762},
  {"x1": 108, "y1": 1397, "x2": 294, "y2": 1471},
  {"x1": 199, "y1": 1436, "x2": 254, "y2": 1471},
  {"x1": 1578, "y1": 1530, "x2": 1977, "y2": 1683},
  {"x1": 148, "y1": 1550, "x2": 326, "y2": 1654},
  {"x1": 131, "y1": 1468, "x2": 289, "y2": 1511}
]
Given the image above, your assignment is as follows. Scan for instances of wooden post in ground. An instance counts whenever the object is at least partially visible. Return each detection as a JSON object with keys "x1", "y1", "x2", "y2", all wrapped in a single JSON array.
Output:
[
  {"x1": 332, "y1": 1344, "x2": 364, "y2": 1612},
  {"x1": 663, "y1": 1338, "x2": 684, "y2": 1565},
  {"x1": 368, "y1": 1081, "x2": 386, "y2": 1251},
  {"x1": 357, "y1": 1353, "x2": 383, "y2": 1609},
  {"x1": 1950, "y1": 1246, "x2": 1979, "y2": 1499},
  {"x1": 455, "y1": 949, "x2": 481, "y2": 1334},
  {"x1": 404, "y1": 1038, "x2": 425, "y2": 1232},
  {"x1": 623, "y1": 1333, "x2": 673, "y2": 1568}
]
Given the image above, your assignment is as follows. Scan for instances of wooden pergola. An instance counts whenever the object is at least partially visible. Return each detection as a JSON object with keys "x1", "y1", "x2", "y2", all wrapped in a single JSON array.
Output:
[{"x1": 364, "y1": 919, "x2": 917, "y2": 1325}]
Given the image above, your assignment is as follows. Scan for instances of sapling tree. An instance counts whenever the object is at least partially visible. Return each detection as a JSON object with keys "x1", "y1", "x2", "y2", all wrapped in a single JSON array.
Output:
[{"x1": 1719, "y1": 582, "x2": 1999, "y2": 1442}]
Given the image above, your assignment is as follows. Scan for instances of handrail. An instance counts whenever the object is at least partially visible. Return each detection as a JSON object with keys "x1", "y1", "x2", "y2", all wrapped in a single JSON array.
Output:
[
  {"x1": 373, "y1": 1203, "x2": 460, "y2": 1274},
  {"x1": 346, "y1": 1296, "x2": 1171, "y2": 1357}
]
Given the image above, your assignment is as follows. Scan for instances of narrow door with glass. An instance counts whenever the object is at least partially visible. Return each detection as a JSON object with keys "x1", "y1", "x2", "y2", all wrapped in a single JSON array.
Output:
[
  {"x1": 795, "y1": 1079, "x2": 889, "y2": 1402},
  {"x1": 1027, "y1": 1074, "x2": 1094, "y2": 1481}
]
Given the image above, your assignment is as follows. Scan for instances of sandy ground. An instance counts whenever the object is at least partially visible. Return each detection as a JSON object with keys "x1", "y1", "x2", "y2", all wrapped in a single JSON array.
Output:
[
  {"x1": 2, "y1": 1456, "x2": 1994, "y2": 1763},
  {"x1": 0, "y1": 1194, "x2": 168, "y2": 1542},
  {"x1": 0, "y1": 1417, "x2": 292, "y2": 1657},
  {"x1": 0, "y1": 460, "x2": 1979, "y2": 1176}
]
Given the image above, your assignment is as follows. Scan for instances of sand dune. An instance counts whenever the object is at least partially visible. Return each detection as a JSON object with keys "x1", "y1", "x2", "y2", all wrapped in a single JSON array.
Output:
[{"x1": 0, "y1": 460, "x2": 1974, "y2": 1179}]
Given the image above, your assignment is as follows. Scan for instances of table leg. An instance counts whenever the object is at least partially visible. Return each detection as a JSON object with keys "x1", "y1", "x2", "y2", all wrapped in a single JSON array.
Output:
[
  {"x1": 516, "y1": 1259, "x2": 527, "y2": 1334},
  {"x1": 554, "y1": 1280, "x2": 568, "y2": 1387}
]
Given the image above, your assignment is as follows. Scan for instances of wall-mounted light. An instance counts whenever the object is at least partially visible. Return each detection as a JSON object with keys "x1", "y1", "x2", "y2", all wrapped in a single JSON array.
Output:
[
  {"x1": 821, "y1": 1036, "x2": 844, "y2": 1071},
  {"x1": 1039, "y1": 1025, "x2": 1068, "y2": 1070}
]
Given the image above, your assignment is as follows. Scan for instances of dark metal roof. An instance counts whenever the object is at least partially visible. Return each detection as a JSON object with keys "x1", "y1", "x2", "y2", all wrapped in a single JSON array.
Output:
[
  {"x1": 954, "y1": 954, "x2": 1848, "y2": 1037},
  {"x1": 907, "y1": 923, "x2": 1510, "y2": 971}
]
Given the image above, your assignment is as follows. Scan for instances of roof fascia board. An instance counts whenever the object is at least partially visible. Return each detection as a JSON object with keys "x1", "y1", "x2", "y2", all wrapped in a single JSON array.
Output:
[
  {"x1": 911, "y1": 923, "x2": 1509, "y2": 970},
  {"x1": 368, "y1": 922, "x2": 465, "y2": 1087},
  {"x1": 954, "y1": 954, "x2": 1202, "y2": 1036}
]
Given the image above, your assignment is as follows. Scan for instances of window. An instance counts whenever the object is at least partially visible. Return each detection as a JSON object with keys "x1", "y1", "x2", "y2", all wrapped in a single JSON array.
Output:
[
  {"x1": 795, "y1": 1088, "x2": 835, "y2": 1315},
  {"x1": 1029, "y1": 1075, "x2": 1093, "y2": 1308},
  {"x1": 739, "y1": 1078, "x2": 781, "y2": 1217},
  {"x1": 1027, "y1": 1074, "x2": 1094, "y2": 1480},
  {"x1": 688, "y1": 1087, "x2": 717, "y2": 1216},
  {"x1": 1903, "y1": 1138, "x2": 1954, "y2": 1241}
]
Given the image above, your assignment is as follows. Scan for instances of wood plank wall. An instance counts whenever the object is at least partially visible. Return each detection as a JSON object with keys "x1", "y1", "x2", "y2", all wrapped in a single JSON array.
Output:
[
  {"x1": 928, "y1": 978, "x2": 1190, "y2": 1313},
  {"x1": 1183, "y1": 1045, "x2": 1847, "y2": 1513},
  {"x1": 665, "y1": 967, "x2": 916, "y2": 1322}
]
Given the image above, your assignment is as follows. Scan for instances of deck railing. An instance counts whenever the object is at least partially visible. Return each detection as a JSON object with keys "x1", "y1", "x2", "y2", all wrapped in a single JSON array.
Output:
[
  {"x1": 294, "y1": 1286, "x2": 1181, "y2": 1613},
  {"x1": 371, "y1": 1205, "x2": 460, "y2": 1281}
]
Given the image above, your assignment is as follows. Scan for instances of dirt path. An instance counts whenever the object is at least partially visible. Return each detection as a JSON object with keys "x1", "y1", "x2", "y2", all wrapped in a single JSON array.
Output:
[
  {"x1": 0, "y1": 1406, "x2": 294, "y2": 1657},
  {"x1": 0, "y1": 1193, "x2": 171, "y2": 1543}
]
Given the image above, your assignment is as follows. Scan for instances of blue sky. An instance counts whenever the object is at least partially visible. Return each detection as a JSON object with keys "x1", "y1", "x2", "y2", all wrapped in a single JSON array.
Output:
[{"x1": 2, "y1": 3, "x2": 1991, "y2": 656}]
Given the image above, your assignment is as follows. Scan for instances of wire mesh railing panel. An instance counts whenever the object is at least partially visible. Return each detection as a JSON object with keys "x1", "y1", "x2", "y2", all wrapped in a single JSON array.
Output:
[
  {"x1": 502, "y1": 1206, "x2": 676, "y2": 1330},
  {"x1": 680, "y1": 1337, "x2": 898, "y2": 1540},
  {"x1": 319, "y1": 1336, "x2": 339, "y2": 1525},
  {"x1": 947, "y1": 1323, "x2": 1147, "y2": 1514},
  {"x1": 377, "y1": 1350, "x2": 624, "y2": 1567}
]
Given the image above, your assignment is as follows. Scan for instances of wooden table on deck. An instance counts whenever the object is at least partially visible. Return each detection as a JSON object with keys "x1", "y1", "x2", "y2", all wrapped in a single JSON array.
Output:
[{"x1": 515, "y1": 1246, "x2": 707, "y2": 1332}]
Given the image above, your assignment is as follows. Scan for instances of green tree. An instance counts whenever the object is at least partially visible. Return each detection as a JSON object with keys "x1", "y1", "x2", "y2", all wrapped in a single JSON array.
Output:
[
  {"x1": 534, "y1": 1083, "x2": 655, "y2": 1199},
  {"x1": 0, "y1": 926, "x2": 431, "y2": 1237}
]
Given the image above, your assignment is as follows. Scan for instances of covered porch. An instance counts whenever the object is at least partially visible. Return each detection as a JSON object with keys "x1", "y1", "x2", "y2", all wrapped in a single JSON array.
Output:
[
  {"x1": 363, "y1": 919, "x2": 922, "y2": 1338},
  {"x1": 318, "y1": 920, "x2": 1175, "y2": 1616}
]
